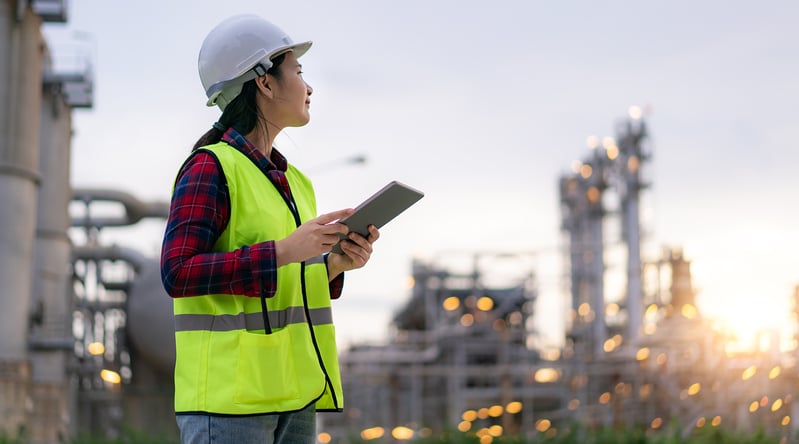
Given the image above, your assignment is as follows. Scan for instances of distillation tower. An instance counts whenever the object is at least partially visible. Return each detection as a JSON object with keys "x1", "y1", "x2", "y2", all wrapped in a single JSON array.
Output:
[
  {"x1": 559, "y1": 113, "x2": 648, "y2": 358},
  {"x1": 557, "y1": 112, "x2": 650, "y2": 424},
  {"x1": 0, "y1": 2, "x2": 174, "y2": 440},
  {"x1": 1, "y1": 1, "x2": 91, "y2": 441}
]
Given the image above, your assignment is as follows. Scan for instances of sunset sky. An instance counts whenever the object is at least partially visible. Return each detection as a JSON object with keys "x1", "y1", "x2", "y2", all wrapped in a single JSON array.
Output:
[{"x1": 46, "y1": 0, "x2": 799, "y2": 349}]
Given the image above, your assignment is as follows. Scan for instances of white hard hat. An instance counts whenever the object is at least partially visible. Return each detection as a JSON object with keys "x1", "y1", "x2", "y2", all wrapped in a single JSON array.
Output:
[{"x1": 198, "y1": 14, "x2": 312, "y2": 111}]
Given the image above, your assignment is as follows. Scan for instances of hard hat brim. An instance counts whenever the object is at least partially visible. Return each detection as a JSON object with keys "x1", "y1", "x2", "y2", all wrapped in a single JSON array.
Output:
[{"x1": 286, "y1": 40, "x2": 312, "y2": 59}]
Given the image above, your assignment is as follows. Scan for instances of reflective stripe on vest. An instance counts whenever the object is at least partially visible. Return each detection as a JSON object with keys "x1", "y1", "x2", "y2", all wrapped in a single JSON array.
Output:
[
  {"x1": 174, "y1": 306, "x2": 333, "y2": 332},
  {"x1": 172, "y1": 142, "x2": 343, "y2": 415}
]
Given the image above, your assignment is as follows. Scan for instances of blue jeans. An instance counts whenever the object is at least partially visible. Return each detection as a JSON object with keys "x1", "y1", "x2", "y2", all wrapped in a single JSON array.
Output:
[{"x1": 177, "y1": 405, "x2": 316, "y2": 444}]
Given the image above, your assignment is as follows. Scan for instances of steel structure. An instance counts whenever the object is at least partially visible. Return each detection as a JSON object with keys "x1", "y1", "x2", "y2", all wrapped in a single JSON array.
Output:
[
  {"x1": 553, "y1": 115, "x2": 799, "y2": 440},
  {"x1": 68, "y1": 189, "x2": 172, "y2": 439},
  {"x1": 320, "y1": 253, "x2": 573, "y2": 441},
  {"x1": 556, "y1": 113, "x2": 651, "y2": 427},
  {"x1": 559, "y1": 114, "x2": 649, "y2": 358}
]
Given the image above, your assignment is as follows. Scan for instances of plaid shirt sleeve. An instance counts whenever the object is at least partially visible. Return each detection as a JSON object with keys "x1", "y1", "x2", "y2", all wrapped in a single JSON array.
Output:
[
  {"x1": 160, "y1": 151, "x2": 345, "y2": 299},
  {"x1": 160, "y1": 152, "x2": 277, "y2": 298},
  {"x1": 326, "y1": 255, "x2": 344, "y2": 300}
]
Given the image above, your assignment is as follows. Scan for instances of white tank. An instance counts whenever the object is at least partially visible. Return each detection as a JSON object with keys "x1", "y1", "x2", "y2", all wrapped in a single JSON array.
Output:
[{"x1": 126, "y1": 258, "x2": 175, "y2": 377}]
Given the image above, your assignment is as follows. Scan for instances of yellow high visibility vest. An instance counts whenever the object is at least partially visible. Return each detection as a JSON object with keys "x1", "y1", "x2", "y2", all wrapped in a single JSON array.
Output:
[{"x1": 172, "y1": 142, "x2": 343, "y2": 415}]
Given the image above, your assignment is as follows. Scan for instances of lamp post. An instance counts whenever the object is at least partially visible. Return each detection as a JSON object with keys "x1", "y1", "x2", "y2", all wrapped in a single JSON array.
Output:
[{"x1": 305, "y1": 154, "x2": 368, "y2": 175}]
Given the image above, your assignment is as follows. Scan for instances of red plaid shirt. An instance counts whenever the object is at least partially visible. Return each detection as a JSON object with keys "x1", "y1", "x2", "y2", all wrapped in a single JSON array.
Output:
[{"x1": 160, "y1": 128, "x2": 344, "y2": 299}]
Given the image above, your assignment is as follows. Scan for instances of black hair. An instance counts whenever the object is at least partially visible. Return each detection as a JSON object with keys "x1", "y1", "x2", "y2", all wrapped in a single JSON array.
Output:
[{"x1": 192, "y1": 52, "x2": 288, "y2": 150}]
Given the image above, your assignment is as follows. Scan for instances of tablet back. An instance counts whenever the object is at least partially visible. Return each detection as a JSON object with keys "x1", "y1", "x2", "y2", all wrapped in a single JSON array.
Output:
[{"x1": 331, "y1": 181, "x2": 424, "y2": 254}]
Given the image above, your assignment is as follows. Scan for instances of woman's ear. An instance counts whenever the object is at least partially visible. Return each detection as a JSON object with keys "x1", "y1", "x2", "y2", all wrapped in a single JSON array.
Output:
[{"x1": 255, "y1": 75, "x2": 273, "y2": 99}]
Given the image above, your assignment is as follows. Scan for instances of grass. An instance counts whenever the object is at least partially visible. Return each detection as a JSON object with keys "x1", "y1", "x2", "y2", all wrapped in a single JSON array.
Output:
[
  {"x1": 0, "y1": 426, "x2": 178, "y2": 444},
  {"x1": 0, "y1": 423, "x2": 787, "y2": 443},
  {"x1": 350, "y1": 423, "x2": 785, "y2": 444}
]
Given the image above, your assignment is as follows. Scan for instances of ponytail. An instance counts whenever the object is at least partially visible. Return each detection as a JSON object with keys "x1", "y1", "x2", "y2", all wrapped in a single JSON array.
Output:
[{"x1": 192, "y1": 127, "x2": 224, "y2": 150}]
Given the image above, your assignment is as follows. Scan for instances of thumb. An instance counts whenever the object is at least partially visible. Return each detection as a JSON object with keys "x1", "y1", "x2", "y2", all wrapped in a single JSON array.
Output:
[{"x1": 315, "y1": 208, "x2": 355, "y2": 225}]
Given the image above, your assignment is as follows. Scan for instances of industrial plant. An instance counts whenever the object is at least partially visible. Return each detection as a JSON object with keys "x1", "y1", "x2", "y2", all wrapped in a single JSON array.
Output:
[
  {"x1": 1, "y1": 2, "x2": 798, "y2": 443},
  {"x1": 321, "y1": 117, "x2": 799, "y2": 442}
]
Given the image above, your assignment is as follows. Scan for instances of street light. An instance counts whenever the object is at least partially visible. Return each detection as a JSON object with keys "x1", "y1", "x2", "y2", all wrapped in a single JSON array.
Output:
[{"x1": 306, "y1": 154, "x2": 368, "y2": 174}]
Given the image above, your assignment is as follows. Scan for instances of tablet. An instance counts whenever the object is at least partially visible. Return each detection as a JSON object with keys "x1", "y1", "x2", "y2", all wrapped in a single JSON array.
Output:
[{"x1": 331, "y1": 181, "x2": 424, "y2": 254}]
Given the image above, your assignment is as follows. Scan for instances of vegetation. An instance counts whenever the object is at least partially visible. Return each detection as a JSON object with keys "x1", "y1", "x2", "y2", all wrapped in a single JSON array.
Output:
[
  {"x1": 350, "y1": 423, "x2": 785, "y2": 444},
  {"x1": 0, "y1": 426, "x2": 179, "y2": 444},
  {"x1": 0, "y1": 423, "x2": 786, "y2": 444},
  {"x1": 64, "y1": 430, "x2": 180, "y2": 444}
]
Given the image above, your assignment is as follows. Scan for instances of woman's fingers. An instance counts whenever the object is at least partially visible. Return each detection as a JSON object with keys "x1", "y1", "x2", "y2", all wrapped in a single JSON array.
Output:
[
  {"x1": 314, "y1": 208, "x2": 354, "y2": 225},
  {"x1": 367, "y1": 225, "x2": 380, "y2": 243}
]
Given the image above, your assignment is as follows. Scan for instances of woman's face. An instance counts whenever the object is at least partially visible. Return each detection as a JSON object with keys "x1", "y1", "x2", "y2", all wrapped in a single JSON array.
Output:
[{"x1": 268, "y1": 51, "x2": 313, "y2": 128}]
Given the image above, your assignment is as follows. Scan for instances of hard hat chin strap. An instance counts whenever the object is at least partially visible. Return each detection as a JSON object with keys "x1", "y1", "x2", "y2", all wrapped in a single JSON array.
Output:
[{"x1": 253, "y1": 63, "x2": 268, "y2": 77}]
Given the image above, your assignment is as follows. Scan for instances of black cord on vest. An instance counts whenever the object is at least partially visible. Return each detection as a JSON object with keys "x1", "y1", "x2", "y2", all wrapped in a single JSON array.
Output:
[{"x1": 260, "y1": 285, "x2": 272, "y2": 334}]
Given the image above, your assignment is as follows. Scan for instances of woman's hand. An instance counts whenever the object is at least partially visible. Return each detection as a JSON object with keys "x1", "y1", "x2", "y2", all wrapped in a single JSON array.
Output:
[
  {"x1": 327, "y1": 224, "x2": 380, "y2": 280},
  {"x1": 275, "y1": 209, "x2": 354, "y2": 266}
]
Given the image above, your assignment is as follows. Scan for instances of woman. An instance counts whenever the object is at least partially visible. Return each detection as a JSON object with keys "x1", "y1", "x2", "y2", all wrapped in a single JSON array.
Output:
[{"x1": 160, "y1": 14, "x2": 379, "y2": 443}]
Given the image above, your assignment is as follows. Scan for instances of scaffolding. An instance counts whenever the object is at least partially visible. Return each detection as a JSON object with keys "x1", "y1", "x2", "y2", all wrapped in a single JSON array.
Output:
[{"x1": 322, "y1": 253, "x2": 571, "y2": 441}]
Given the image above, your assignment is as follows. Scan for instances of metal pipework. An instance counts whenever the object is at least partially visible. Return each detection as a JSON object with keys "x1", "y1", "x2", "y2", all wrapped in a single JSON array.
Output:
[
  {"x1": 71, "y1": 188, "x2": 169, "y2": 228},
  {"x1": 71, "y1": 244, "x2": 148, "y2": 271}
]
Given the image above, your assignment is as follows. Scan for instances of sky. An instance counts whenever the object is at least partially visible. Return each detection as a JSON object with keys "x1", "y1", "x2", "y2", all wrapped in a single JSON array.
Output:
[{"x1": 44, "y1": 1, "x2": 799, "y2": 350}]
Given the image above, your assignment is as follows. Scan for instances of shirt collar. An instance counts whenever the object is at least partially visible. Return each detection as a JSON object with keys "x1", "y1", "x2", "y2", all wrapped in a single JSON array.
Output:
[{"x1": 220, "y1": 127, "x2": 288, "y2": 172}]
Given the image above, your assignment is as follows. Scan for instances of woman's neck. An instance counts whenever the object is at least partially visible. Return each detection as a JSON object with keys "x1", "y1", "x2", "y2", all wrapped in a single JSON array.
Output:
[{"x1": 244, "y1": 121, "x2": 281, "y2": 158}]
